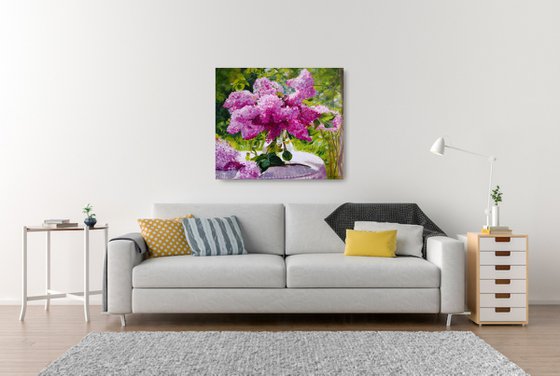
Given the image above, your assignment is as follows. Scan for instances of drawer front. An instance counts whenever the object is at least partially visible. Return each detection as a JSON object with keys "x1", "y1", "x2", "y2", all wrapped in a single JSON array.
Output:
[
  {"x1": 480, "y1": 251, "x2": 526, "y2": 265},
  {"x1": 480, "y1": 279, "x2": 526, "y2": 293},
  {"x1": 480, "y1": 237, "x2": 526, "y2": 251},
  {"x1": 480, "y1": 293, "x2": 527, "y2": 308},
  {"x1": 480, "y1": 265, "x2": 526, "y2": 279},
  {"x1": 479, "y1": 307, "x2": 527, "y2": 322}
]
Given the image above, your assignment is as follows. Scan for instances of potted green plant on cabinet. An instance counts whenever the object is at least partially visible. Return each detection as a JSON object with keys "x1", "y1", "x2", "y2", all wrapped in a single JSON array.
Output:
[{"x1": 490, "y1": 186, "x2": 503, "y2": 226}]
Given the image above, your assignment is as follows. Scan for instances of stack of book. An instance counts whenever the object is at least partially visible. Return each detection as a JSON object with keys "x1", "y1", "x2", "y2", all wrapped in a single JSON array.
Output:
[
  {"x1": 481, "y1": 226, "x2": 512, "y2": 235},
  {"x1": 42, "y1": 219, "x2": 78, "y2": 228}
]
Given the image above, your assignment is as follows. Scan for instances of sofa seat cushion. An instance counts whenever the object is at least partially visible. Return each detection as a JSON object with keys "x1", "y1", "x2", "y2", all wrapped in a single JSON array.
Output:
[
  {"x1": 286, "y1": 253, "x2": 440, "y2": 288},
  {"x1": 133, "y1": 254, "x2": 285, "y2": 288}
]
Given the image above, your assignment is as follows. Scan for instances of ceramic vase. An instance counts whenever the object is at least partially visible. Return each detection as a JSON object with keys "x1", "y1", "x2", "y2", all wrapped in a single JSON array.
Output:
[
  {"x1": 491, "y1": 205, "x2": 500, "y2": 227},
  {"x1": 84, "y1": 217, "x2": 97, "y2": 228}
]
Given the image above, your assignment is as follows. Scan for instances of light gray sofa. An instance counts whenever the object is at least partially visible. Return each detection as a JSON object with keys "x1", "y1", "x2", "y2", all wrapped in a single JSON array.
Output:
[{"x1": 108, "y1": 203, "x2": 465, "y2": 326}]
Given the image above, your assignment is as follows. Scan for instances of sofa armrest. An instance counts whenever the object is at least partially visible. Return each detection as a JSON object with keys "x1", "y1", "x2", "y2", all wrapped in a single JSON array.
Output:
[
  {"x1": 107, "y1": 234, "x2": 145, "y2": 314},
  {"x1": 426, "y1": 236, "x2": 465, "y2": 314}
]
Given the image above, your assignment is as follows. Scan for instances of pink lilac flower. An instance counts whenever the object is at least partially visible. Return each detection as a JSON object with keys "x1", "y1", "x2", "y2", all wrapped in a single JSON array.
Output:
[
  {"x1": 253, "y1": 77, "x2": 284, "y2": 98},
  {"x1": 298, "y1": 105, "x2": 320, "y2": 125},
  {"x1": 313, "y1": 105, "x2": 341, "y2": 132},
  {"x1": 332, "y1": 113, "x2": 342, "y2": 130},
  {"x1": 215, "y1": 138, "x2": 243, "y2": 171},
  {"x1": 312, "y1": 105, "x2": 329, "y2": 114},
  {"x1": 227, "y1": 106, "x2": 264, "y2": 139},
  {"x1": 286, "y1": 118, "x2": 312, "y2": 141},
  {"x1": 216, "y1": 138, "x2": 261, "y2": 178},
  {"x1": 223, "y1": 90, "x2": 256, "y2": 112},
  {"x1": 240, "y1": 123, "x2": 266, "y2": 140},
  {"x1": 256, "y1": 94, "x2": 284, "y2": 124},
  {"x1": 263, "y1": 124, "x2": 283, "y2": 142},
  {"x1": 236, "y1": 161, "x2": 260, "y2": 179},
  {"x1": 223, "y1": 69, "x2": 330, "y2": 143},
  {"x1": 285, "y1": 69, "x2": 316, "y2": 106}
]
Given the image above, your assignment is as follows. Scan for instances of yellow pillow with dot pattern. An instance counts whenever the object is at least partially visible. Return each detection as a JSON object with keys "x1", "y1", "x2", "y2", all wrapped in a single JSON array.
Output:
[{"x1": 138, "y1": 215, "x2": 193, "y2": 258}]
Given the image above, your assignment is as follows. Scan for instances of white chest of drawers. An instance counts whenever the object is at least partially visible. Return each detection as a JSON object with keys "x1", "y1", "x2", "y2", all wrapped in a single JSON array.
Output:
[{"x1": 467, "y1": 232, "x2": 528, "y2": 326}]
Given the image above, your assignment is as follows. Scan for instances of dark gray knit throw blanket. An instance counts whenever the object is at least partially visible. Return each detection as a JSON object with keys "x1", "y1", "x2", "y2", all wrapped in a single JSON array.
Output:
[{"x1": 324, "y1": 203, "x2": 446, "y2": 257}]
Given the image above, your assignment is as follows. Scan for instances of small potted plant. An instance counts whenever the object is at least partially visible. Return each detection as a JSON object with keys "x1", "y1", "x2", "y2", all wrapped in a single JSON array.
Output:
[
  {"x1": 82, "y1": 203, "x2": 97, "y2": 228},
  {"x1": 490, "y1": 185, "x2": 503, "y2": 226}
]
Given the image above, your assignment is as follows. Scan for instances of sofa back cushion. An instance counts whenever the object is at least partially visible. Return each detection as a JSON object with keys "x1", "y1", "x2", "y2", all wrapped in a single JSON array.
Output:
[
  {"x1": 285, "y1": 203, "x2": 345, "y2": 255},
  {"x1": 354, "y1": 221, "x2": 424, "y2": 258},
  {"x1": 153, "y1": 204, "x2": 284, "y2": 255}
]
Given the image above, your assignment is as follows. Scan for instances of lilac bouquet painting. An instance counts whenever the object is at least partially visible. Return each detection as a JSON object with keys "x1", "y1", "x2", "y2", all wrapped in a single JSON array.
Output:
[{"x1": 216, "y1": 68, "x2": 343, "y2": 180}]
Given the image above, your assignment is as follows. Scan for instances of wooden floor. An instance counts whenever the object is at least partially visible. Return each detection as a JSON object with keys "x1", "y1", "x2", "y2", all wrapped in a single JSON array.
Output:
[{"x1": 2, "y1": 305, "x2": 559, "y2": 375}]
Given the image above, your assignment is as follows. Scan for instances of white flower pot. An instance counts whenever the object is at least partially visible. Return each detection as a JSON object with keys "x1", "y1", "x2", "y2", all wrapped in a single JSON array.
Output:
[{"x1": 491, "y1": 205, "x2": 500, "y2": 227}]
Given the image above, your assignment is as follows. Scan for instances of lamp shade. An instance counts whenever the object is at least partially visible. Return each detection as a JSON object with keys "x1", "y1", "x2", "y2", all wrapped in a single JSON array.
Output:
[{"x1": 430, "y1": 137, "x2": 445, "y2": 156}]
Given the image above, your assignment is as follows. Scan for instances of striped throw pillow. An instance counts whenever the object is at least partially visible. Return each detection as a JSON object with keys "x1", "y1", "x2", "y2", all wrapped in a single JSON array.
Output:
[{"x1": 182, "y1": 216, "x2": 247, "y2": 256}]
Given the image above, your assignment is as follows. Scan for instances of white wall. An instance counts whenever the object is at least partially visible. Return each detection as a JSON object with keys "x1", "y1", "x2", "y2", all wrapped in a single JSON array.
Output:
[{"x1": 1, "y1": 0, "x2": 559, "y2": 304}]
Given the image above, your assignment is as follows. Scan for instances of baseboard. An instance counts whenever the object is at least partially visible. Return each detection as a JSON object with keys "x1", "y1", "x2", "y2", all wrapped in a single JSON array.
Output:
[
  {"x1": 1, "y1": 297, "x2": 559, "y2": 305},
  {"x1": 529, "y1": 299, "x2": 560, "y2": 305},
  {"x1": 0, "y1": 297, "x2": 102, "y2": 305}
]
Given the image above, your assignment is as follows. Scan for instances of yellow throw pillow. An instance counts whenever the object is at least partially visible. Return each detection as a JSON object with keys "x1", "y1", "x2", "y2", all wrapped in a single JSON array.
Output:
[
  {"x1": 138, "y1": 215, "x2": 193, "y2": 258},
  {"x1": 344, "y1": 229, "x2": 397, "y2": 257}
]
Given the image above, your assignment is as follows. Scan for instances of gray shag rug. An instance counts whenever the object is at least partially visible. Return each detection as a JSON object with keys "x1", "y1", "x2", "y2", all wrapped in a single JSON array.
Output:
[{"x1": 40, "y1": 331, "x2": 527, "y2": 376}]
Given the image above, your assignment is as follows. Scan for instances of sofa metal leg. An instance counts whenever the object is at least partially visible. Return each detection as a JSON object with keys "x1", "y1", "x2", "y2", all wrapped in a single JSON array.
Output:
[
  {"x1": 120, "y1": 314, "x2": 126, "y2": 327},
  {"x1": 446, "y1": 314, "x2": 452, "y2": 328}
]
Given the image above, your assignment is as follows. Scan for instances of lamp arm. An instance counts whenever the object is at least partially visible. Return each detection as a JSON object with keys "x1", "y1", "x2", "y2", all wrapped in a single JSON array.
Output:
[
  {"x1": 434, "y1": 139, "x2": 497, "y2": 228},
  {"x1": 445, "y1": 145, "x2": 492, "y2": 159}
]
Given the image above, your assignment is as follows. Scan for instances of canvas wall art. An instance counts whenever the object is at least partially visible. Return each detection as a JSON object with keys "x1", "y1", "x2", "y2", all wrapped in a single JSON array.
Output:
[{"x1": 215, "y1": 68, "x2": 343, "y2": 180}]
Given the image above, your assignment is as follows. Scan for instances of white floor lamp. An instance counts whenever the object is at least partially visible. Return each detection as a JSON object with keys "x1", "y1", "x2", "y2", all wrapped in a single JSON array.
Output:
[{"x1": 430, "y1": 137, "x2": 497, "y2": 229}]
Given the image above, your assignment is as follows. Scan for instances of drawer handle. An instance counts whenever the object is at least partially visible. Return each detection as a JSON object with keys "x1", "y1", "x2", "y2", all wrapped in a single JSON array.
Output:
[
  {"x1": 495, "y1": 265, "x2": 511, "y2": 271},
  {"x1": 495, "y1": 279, "x2": 511, "y2": 285},
  {"x1": 495, "y1": 251, "x2": 511, "y2": 257},
  {"x1": 495, "y1": 293, "x2": 511, "y2": 299},
  {"x1": 495, "y1": 237, "x2": 511, "y2": 243},
  {"x1": 495, "y1": 307, "x2": 511, "y2": 313}
]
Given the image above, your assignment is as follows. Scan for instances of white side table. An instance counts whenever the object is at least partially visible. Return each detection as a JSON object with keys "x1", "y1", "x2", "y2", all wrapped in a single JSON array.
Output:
[{"x1": 19, "y1": 224, "x2": 108, "y2": 322}]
